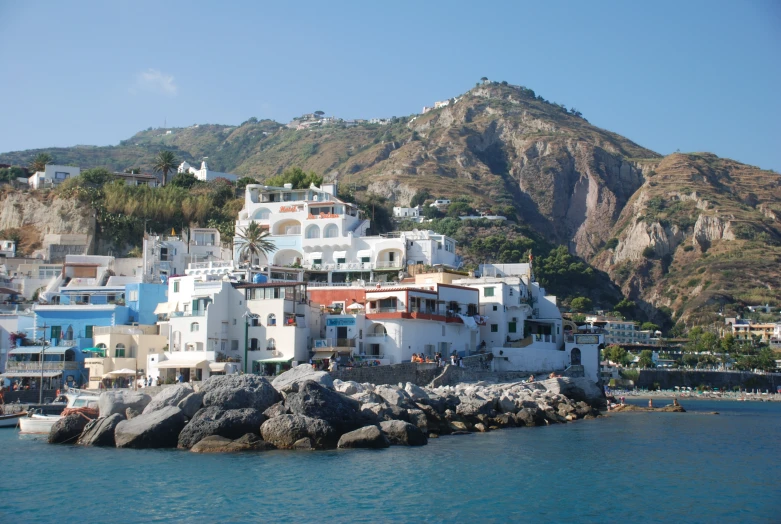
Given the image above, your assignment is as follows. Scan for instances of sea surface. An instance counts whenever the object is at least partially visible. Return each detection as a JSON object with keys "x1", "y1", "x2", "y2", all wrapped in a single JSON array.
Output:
[{"x1": 1, "y1": 399, "x2": 779, "y2": 523}]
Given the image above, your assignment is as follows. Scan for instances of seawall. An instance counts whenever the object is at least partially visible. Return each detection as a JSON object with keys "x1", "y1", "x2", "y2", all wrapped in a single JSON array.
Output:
[{"x1": 637, "y1": 370, "x2": 781, "y2": 390}]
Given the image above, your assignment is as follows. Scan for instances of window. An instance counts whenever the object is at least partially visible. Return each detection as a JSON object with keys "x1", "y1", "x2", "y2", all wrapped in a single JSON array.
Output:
[
  {"x1": 324, "y1": 224, "x2": 339, "y2": 238},
  {"x1": 305, "y1": 225, "x2": 321, "y2": 239},
  {"x1": 51, "y1": 325, "x2": 61, "y2": 340},
  {"x1": 361, "y1": 257, "x2": 370, "y2": 263},
  {"x1": 508, "y1": 322, "x2": 517, "y2": 333},
  {"x1": 231, "y1": 340, "x2": 239, "y2": 351},
  {"x1": 173, "y1": 281, "x2": 180, "y2": 293},
  {"x1": 190, "y1": 322, "x2": 200, "y2": 332},
  {"x1": 337, "y1": 258, "x2": 346, "y2": 264},
  {"x1": 267, "y1": 338, "x2": 276, "y2": 350},
  {"x1": 493, "y1": 304, "x2": 498, "y2": 311},
  {"x1": 232, "y1": 319, "x2": 237, "y2": 325},
  {"x1": 267, "y1": 314, "x2": 276, "y2": 326},
  {"x1": 484, "y1": 287, "x2": 495, "y2": 297},
  {"x1": 54, "y1": 171, "x2": 70, "y2": 180},
  {"x1": 491, "y1": 324, "x2": 499, "y2": 333},
  {"x1": 129, "y1": 290, "x2": 139, "y2": 301},
  {"x1": 251, "y1": 316, "x2": 260, "y2": 327},
  {"x1": 85, "y1": 325, "x2": 93, "y2": 338},
  {"x1": 250, "y1": 338, "x2": 259, "y2": 350},
  {"x1": 509, "y1": 288, "x2": 513, "y2": 296},
  {"x1": 115, "y1": 343, "x2": 126, "y2": 358}
]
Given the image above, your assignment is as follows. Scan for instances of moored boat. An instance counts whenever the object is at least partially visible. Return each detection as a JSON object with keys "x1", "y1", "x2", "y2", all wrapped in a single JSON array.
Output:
[
  {"x1": 0, "y1": 411, "x2": 27, "y2": 428},
  {"x1": 18, "y1": 389, "x2": 99, "y2": 434}
]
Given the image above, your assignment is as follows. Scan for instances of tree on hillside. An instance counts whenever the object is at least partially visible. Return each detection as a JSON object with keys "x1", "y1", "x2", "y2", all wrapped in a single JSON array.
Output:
[
  {"x1": 235, "y1": 221, "x2": 277, "y2": 266},
  {"x1": 638, "y1": 350, "x2": 655, "y2": 368},
  {"x1": 480, "y1": 77, "x2": 488, "y2": 83},
  {"x1": 265, "y1": 167, "x2": 322, "y2": 189},
  {"x1": 640, "y1": 322, "x2": 660, "y2": 332},
  {"x1": 170, "y1": 172, "x2": 199, "y2": 189},
  {"x1": 570, "y1": 297, "x2": 592, "y2": 312},
  {"x1": 314, "y1": 110, "x2": 325, "y2": 117},
  {"x1": 29, "y1": 153, "x2": 52, "y2": 173},
  {"x1": 153, "y1": 150, "x2": 178, "y2": 187}
]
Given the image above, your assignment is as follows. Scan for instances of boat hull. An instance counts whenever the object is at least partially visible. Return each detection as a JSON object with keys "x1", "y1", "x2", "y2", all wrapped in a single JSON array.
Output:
[
  {"x1": 0, "y1": 412, "x2": 27, "y2": 428},
  {"x1": 18, "y1": 414, "x2": 61, "y2": 434}
]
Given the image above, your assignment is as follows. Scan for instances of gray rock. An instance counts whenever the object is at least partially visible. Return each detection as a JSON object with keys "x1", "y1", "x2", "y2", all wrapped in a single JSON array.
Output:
[
  {"x1": 177, "y1": 406, "x2": 266, "y2": 449},
  {"x1": 49, "y1": 413, "x2": 91, "y2": 444},
  {"x1": 190, "y1": 434, "x2": 274, "y2": 453},
  {"x1": 406, "y1": 408, "x2": 429, "y2": 433},
  {"x1": 114, "y1": 406, "x2": 187, "y2": 448},
  {"x1": 361, "y1": 402, "x2": 406, "y2": 423},
  {"x1": 126, "y1": 407, "x2": 141, "y2": 419},
  {"x1": 337, "y1": 425, "x2": 390, "y2": 449},
  {"x1": 263, "y1": 401, "x2": 289, "y2": 419},
  {"x1": 456, "y1": 397, "x2": 496, "y2": 418},
  {"x1": 351, "y1": 391, "x2": 384, "y2": 404},
  {"x1": 200, "y1": 375, "x2": 282, "y2": 412},
  {"x1": 375, "y1": 385, "x2": 414, "y2": 408},
  {"x1": 497, "y1": 395, "x2": 519, "y2": 414},
  {"x1": 540, "y1": 377, "x2": 606, "y2": 408},
  {"x1": 334, "y1": 380, "x2": 363, "y2": 396},
  {"x1": 98, "y1": 391, "x2": 152, "y2": 418},
  {"x1": 293, "y1": 437, "x2": 314, "y2": 450},
  {"x1": 379, "y1": 420, "x2": 428, "y2": 446},
  {"x1": 142, "y1": 384, "x2": 195, "y2": 414},
  {"x1": 404, "y1": 382, "x2": 430, "y2": 402},
  {"x1": 177, "y1": 392, "x2": 204, "y2": 419},
  {"x1": 514, "y1": 408, "x2": 537, "y2": 427},
  {"x1": 260, "y1": 414, "x2": 338, "y2": 450},
  {"x1": 284, "y1": 380, "x2": 369, "y2": 434},
  {"x1": 271, "y1": 364, "x2": 334, "y2": 391},
  {"x1": 78, "y1": 414, "x2": 124, "y2": 446}
]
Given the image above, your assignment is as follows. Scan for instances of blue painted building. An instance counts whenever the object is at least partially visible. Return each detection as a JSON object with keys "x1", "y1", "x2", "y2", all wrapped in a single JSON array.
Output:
[
  {"x1": 125, "y1": 283, "x2": 167, "y2": 325},
  {"x1": 33, "y1": 304, "x2": 130, "y2": 345}
]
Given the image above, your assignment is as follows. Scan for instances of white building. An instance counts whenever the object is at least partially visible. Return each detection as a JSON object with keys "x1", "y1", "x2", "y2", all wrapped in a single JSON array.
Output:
[
  {"x1": 431, "y1": 199, "x2": 451, "y2": 209},
  {"x1": 177, "y1": 160, "x2": 238, "y2": 183},
  {"x1": 392, "y1": 206, "x2": 422, "y2": 221},
  {"x1": 143, "y1": 228, "x2": 232, "y2": 283},
  {"x1": 0, "y1": 240, "x2": 16, "y2": 258},
  {"x1": 585, "y1": 317, "x2": 653, "y2": 345},
  {"x1": 154, "y1": 276, "x2": 318, "y2": 381},
  {"x1": 234, "y1": 183, "x2": 459, "y2": 285},
  {"x1": 28, "y1": 164, "x2": 81, "y2": 189}
]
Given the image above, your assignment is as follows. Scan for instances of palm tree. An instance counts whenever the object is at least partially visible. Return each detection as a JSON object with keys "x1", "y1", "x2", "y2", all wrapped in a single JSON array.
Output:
[
  {"x1": 153, "y1": 150, "x2": 178, "y2": 187},
  {"x1": 235, "y1": 221, "x2": 277, "y2": 266},
  {"x1": 29, "y1": 152, "x2": 53, "y2": 173}
]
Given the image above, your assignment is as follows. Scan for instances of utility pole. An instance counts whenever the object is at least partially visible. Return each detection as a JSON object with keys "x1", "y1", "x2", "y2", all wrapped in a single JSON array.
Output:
[{"x1": 25, "y1": 323, "x2": 48, "y2": 404}]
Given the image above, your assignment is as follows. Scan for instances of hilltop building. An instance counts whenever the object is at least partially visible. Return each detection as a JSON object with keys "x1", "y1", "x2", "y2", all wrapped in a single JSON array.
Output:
[
  {"x1": 28, "y1": 164, "x2": 81, "y2": 189},
  {"x1": 177, "y1": 160, "x2": 238, "y2": 182}
]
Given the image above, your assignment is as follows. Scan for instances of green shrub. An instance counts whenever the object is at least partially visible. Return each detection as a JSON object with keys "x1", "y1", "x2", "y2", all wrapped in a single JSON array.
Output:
[
  {"x1": 642, "y1": 246, "x2": 656, "y2": 258},
  {"x1": 605, "y1": 238, "x2": 619, "y2": 250},
  {"x1": 683, "y1": 245, "x2": 694, "y2": 252}
]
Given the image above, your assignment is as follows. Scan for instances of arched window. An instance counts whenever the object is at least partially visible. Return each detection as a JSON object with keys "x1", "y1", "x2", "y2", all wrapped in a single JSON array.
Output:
[
  {"x1": 115, "y1": 343, "x2": 126, "y2": 358},
  {"x1": 190, "y1": 322, "x2": 200, "y2": 332},
  {"x1": 267, "y1": 314, "x2": 276, "y2": 326},
  {"x1": 324, "y1": 224, "x2": 339, "y2": 238},
  {"x1": 372, "y1": 324, "x2": 387, "y2": 336},
  {"x1": 305, "y1": 224, "x2": 321, "y2": 239},
  {"x1": 266, "y1": 338, "x2": 276, "y2": 350},
  {"x1": 570, "y1": 348, "x2": 582, "y2": 366},
  {"x1": 64, "y1": 325, "x2": 74, "y2": 341},
  {"x1": 96, "y1": 343, "x2": 107, "y2": 349}
]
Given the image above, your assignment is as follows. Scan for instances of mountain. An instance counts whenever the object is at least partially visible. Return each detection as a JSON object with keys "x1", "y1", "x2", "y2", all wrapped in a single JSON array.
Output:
[{"x1": 1, "y1": 82, "x2": 779, "y2": 327}]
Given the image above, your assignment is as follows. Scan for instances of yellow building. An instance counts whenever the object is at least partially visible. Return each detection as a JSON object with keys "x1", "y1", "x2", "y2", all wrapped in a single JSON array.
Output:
[
  {"x1": 730, "y1": 322, "x2": 776, "y2": 343},
  {"x1": 85, "y1": 325, "x2": 167, "y2": 389}
]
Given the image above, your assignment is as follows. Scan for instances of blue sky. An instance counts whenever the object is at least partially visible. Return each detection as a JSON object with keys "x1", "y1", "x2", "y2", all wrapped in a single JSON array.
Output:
[{"x1": 1, "y1": 0, "x2": 780, "y2": 170}]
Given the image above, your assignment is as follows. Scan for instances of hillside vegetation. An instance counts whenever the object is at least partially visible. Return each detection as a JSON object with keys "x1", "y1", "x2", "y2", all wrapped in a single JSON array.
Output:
[{"x1": 1, "y1": 82, "x2": 778, "y2": 328}]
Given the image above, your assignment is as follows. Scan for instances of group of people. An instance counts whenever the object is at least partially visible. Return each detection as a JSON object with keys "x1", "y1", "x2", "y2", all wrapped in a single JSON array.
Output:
[
  {"x1": 410, "y1": 352, "x2": 465, "y2": 368},
  {"x1": 7, "y1": 381, "x2": 36, "y2": 391}
]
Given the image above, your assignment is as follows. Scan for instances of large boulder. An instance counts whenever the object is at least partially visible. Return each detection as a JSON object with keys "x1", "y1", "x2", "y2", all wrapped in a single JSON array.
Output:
[
  {"x1": 98, "y1": 391, "x2": 152, "y2": 418},
  {"x1": 177, "y1": 392, "x2": 204, "y2": 419},
  {"x1": 263, "y1": 401, "x2": 289, "y2": 419},
  {"x1": 78, "y1": 414, "x2": 124, "y2": 446},
  {"x1": 540, "y1": 377, "x2": 606, "y2": 408},
  {"x1": 143, "y1": 384, "x2": 194, "y2": 414},
  {"x1": 49, "y1": 413, "x2": 92, "y2": 444},
  {"x1": 456, "y1": 397, "x2": 496, "y2": 418},
  {"x1": 114, "y1": 406, "x2": 187, "y2": 449},
  {"x1": 260, "y1": 414, "x2": 337, "y2": 450},
  {"x1": 375, "y1": 385, "x2": 415, "y2": 408},
  {"x1": 190, "y1": 434, "x2": 274, "y2": 453},
  {"x1": 177, "y1": 406, "x2": 266, "y2": 449},
  {"x1": 200, "y1": 375, "x2": 281, "y2": 412},
  {"x1": 334, "y1": 380, "x2": 363, "y2": 396},
  {"x1": 271, "y1": 364, "x2": 334, "y2": 391},
  {"x1": 284, "y1": 380, "x2": 368, "y2": 434},
  {"x1": 337, "y1": 425, "x2": 390, "y2": 449},
  {"x1": 404, "y1": 382, "x2": 430, "y2": 402},
  {"x1": 379, "y1": 420, "x2": 428, "y2": 446}
]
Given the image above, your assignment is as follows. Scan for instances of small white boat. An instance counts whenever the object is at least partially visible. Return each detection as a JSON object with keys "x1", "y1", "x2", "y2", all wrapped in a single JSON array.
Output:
[
  {"x1": 18, "y1": 389, "x2": 99, "y2": 434},
  {"x1": 0, "y1": 411, "x2": 28, "y2": 428}
]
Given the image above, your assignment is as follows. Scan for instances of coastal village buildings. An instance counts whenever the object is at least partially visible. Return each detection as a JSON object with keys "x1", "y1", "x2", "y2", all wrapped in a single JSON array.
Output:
[
  {"x1": 0, "y1": 239, "x2": 16, "y2": 258},
  {"x1": 85, "y1": 324, "x2": 167, "y2": 389},
  {"x1": 727, "y1": 319, "x2": 777, "y2": 344},
  {"x1": 585, "y1": 316, "x2": 655, "y2": 346},
  {"x1": 142, "y1": 227, "x2": 232, "y2": 283}
]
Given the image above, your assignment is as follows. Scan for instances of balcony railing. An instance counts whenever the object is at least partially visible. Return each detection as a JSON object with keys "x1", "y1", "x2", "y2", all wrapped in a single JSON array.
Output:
[
  {"x1": 533, "y1": 334, "x2": 557, "y2": 343},
  {"x1": 365, "y1": 333, "x2": 386, "y2": 338},
  {"x1": 314, "y1": 338, "x2": 357, "y2": 348},
  {"x1": 375, "y1": 261, "x2": 401, "y2": 269},
  {"x1": 5, "y1": 361, "x2": 80, "y2": 372},
  {"x1": 367, "y1": 307, "x2": 403, "y2": 314}
]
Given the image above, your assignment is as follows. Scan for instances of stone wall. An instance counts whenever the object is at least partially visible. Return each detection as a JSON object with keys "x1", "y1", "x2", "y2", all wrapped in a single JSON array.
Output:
[
  {"x1": 2, "y1": 389, "x2": 59, "y2": 404},
  {"x1": 637, "y1": 370, "x2": 781, "y2": 391},
  {"x1": 331, "y1": 362, "x2": 442, "y2": 386}
]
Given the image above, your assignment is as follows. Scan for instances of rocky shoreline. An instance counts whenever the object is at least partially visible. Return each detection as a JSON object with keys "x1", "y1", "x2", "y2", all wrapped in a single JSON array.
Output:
[{"x1": 47, "y1": 365, "x2": 609, "y2": 452}]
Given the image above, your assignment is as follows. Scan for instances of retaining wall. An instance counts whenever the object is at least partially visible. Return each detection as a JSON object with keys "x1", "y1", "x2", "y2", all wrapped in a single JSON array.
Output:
[{"x1": 637, "y1": 370, "x2": 781, "y2": 390}]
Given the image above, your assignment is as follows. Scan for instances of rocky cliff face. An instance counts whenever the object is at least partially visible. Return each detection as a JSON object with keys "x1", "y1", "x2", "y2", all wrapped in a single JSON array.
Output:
[{"x1": 0, "y1": 190, "x2": 95, "y2": 255}]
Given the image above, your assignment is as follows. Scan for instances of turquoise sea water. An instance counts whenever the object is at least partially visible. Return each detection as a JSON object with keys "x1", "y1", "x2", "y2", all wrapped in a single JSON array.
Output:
[{"x1": 1, "y1": 399, "x2": 779, "y2": 523}]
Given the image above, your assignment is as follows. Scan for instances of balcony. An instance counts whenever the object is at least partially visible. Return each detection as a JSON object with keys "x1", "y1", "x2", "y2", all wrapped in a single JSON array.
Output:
[
  {"x1": 375, "y1": 261, "x2": 402, "y2": 269},
  {"x1": 365, "y1": 333, "x2": 386, "y2": 338},
  {"x1": 5, "y1": 361, "x2": 80, "y2": 372},
  {"x1": 314, "y1": 338, "x2": 357, "y2": 349}
]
